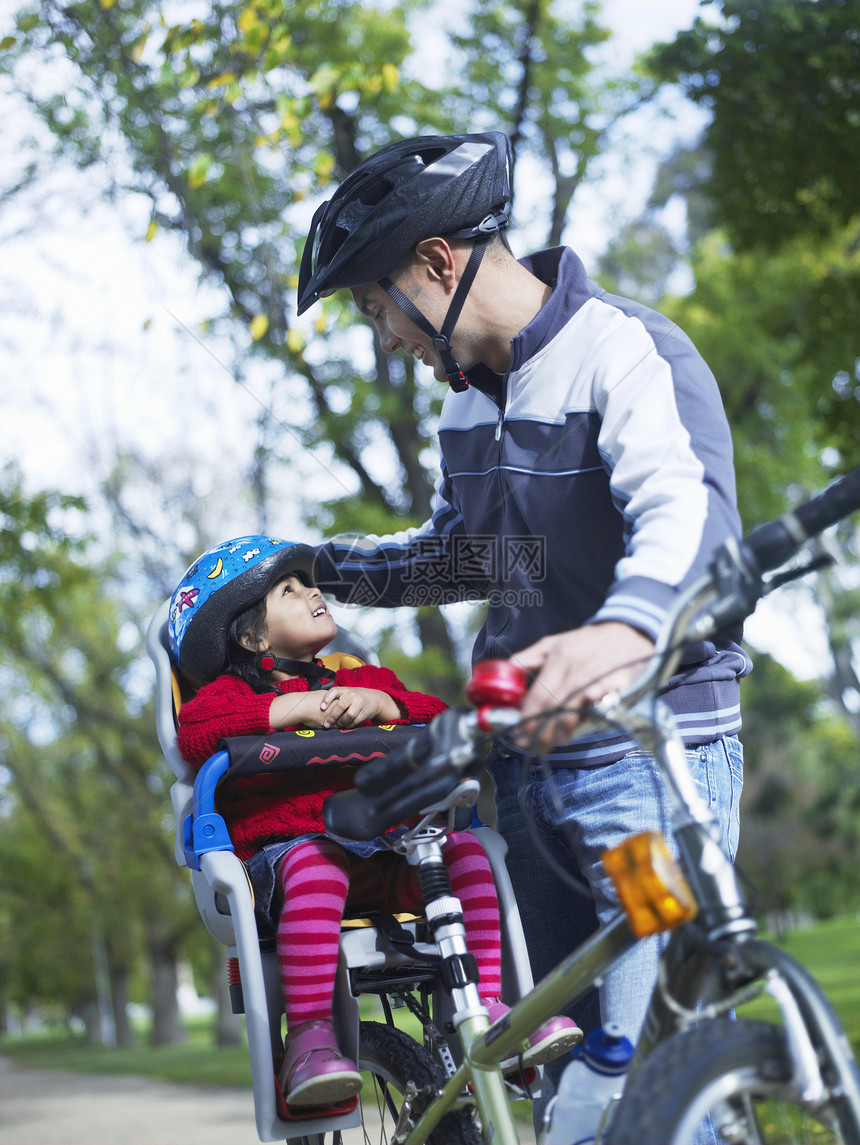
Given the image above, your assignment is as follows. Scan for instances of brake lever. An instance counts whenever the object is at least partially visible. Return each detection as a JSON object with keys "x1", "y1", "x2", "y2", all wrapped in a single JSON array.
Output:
[
  {"x1": 763, "y1": 551, "x2": 835, "y2": 594},
  {"x1": 388, "y1": 778, "x2": 483, "y2": 854}
]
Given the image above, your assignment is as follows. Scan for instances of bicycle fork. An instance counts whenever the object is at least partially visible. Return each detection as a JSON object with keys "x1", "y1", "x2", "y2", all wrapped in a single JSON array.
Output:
[{"x1": 636, "y1": 868, "x2": 860, "y2": 1135}]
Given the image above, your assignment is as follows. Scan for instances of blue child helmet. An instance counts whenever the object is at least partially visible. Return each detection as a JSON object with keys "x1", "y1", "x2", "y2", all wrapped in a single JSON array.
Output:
[{"x1": 168, "y1": 535, "x2": 317, "y2": 682}]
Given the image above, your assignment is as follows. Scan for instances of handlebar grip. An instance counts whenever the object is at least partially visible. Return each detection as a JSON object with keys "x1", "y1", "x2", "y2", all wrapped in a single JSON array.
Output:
[
  {"x1": 323, "y1": 768, "x2": 468, "y2": 841},
  {"x1": 353, "y1": 724, "x2": 434, "y2": 796},
  {"x1": 742, "y1": 465, "x2": 860, "y2": 574},
  {"x1": 323, "y1": 708, "x2": 482, "y2": 841}
]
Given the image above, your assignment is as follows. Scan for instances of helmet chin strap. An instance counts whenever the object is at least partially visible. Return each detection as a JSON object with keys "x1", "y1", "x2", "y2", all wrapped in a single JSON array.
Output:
[
  {"x1": 258, "y1": 654, "x2": 335, "y2": 690},
  {"x1": 379, "y1": 234, "x2": 491, "y2": 393}
]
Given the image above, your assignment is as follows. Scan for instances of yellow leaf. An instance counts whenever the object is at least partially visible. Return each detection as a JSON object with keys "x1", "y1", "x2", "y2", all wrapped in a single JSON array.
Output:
[
  {"x1": 286, "y1": 328, "x2": 306, "y2": 353},
  {"x1": 98, "y1": 0, "x2": 116, "y2": 8},
  {"x1": 315, "y1": 314, "x2": 327, "y2": 335},
  {"x1": 130, "y1": 30, "x2": 149, "y2": 64},
  {"x1": 382, "y1": 62, "x2": 398, "y2": 92},
  {"x1": 237, "y1": 7, "x2": 260, "y2": 33},
  {"x1": 188, "y1": 153, "x2": 211, "y2": 189},
  {"x1": 207, "y1": 72, "x2": 237, "y2": 89},
  {"x1": 145, "y1": 220, "x2": 158, "y2": 242},
  {"x1": 0, "y1": 35, "x2": 17, "y2": 50},
  {"x1": 250, "y1": 314, "x2": 269, "y2": 341}
]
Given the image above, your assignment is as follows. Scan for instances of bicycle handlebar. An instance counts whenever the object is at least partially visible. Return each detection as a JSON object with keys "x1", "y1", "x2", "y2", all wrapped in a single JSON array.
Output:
[
  {"x1": 739, "y1": 464, "x2": 860, "y2": 575},
  {"x1": 323, "y1": 466, "x2": 860, "y2": 842},
  {"x1": 323, "y1": 708, "x2": 487, "y2": 840}
]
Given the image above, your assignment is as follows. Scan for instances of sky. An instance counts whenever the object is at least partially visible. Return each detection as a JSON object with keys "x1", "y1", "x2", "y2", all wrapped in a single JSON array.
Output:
[{"x1": 0, "y1": 0, "x2": 834, "y2": 678}]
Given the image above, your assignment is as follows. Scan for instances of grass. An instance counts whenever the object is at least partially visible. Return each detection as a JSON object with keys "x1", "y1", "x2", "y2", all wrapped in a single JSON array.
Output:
[
  {"x1": 2, "y1": 914, "x2": 858, "y2": 1089},
  {"x1": 0, "y1": 1017, "x2": 254, "y2": 1088},
  {"x1": 738, "y1": 914, "x2": 860, "y2": 1056}
]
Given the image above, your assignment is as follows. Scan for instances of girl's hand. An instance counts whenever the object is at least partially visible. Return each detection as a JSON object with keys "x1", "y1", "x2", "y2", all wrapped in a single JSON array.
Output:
[
  {"x1": 269, "y1": 688, "x2": 402, "y2": 730},
  {"x1": 318, "y1": 687, "x2": 402, "y2": 729}
]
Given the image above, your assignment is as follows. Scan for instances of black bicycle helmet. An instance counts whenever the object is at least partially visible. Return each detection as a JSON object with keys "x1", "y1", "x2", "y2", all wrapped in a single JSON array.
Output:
[
  {"x1": 169, "y1": 535, "x2": 318, "y2": 683},
  {"x1": 296, "y1": 132, "x2": 512, "y2": 391}
]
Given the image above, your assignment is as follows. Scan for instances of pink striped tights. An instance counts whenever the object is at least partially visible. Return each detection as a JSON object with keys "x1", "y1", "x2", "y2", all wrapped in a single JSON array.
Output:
[{"x1": 276, "y1": 833, "x2": 502, "y2": 1027}]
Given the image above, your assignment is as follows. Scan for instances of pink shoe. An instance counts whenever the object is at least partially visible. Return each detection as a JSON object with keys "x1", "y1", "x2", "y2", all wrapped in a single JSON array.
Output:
[
  {"x1": 485, "y1": 1000, "x2": 583, "y2": 1074},
  {"x1": 279, "y1": 1019, "x2": 362, "y2": 1108}
]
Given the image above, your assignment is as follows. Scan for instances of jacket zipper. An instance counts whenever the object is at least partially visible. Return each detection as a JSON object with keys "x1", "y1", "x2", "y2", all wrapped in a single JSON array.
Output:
[{"x1": 495, "y1": 367, "x2": 511, "y2": 442}]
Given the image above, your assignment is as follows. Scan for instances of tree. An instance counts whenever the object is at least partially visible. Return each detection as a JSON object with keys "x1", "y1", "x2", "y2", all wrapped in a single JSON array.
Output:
[
  {"x1": 445, "y1": 0, "x2": 649, "y2": 244},
  {"x1": 655, "y1": 224, "x2": 860, "y2": 527},
  {"x1": 0, "y1": 466, "x2": 199, "y2": 1043},
  {"x1": 2, "y1": 0, "x2": 654, "y2": 696},
  {"x1": 735, "y1": 650, "x2": 860, "y2": 921},
  {"x1": 646, "y1": 0, "x2": 860, "y2": 251},
  {"x1": 612, "y1": 2, "x2": 860, "y2": 749}
]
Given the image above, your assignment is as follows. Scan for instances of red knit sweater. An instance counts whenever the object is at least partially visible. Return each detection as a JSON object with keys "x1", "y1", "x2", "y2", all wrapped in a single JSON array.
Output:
[{"x1": 177, "y1": 666, "x2": 446, "y2": 860}]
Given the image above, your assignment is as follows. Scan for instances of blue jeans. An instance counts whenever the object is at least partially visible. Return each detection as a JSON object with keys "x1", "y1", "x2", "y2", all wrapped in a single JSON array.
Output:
[{"x1": 493, "y1": 735, "x2": 743, "y2": 1047}]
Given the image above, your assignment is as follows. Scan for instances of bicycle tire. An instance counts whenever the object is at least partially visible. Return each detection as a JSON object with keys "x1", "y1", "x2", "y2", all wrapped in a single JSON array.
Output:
[
  {"x1": 605, "y1": 1017, "x2": 860, "y2": 1145},
  {"x1": 294, "y1": 1020, "x2": 481, "y2": 1144}
]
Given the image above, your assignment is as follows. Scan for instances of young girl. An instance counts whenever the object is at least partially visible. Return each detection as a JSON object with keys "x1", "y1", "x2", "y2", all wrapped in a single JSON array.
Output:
[{"x1": 169, "y1": 535, "x2": 580, "y2": 1109}]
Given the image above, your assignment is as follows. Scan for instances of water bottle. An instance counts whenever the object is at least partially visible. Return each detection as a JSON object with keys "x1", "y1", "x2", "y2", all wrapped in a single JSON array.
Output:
[{"x1": 539, "y1": 1022, "x2": 634, "y2": 1145}]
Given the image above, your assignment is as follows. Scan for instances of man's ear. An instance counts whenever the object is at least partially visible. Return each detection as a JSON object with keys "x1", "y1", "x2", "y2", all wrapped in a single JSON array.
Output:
[{"x1": 412, "y1": 237, "x2": 458, "y2": 289}]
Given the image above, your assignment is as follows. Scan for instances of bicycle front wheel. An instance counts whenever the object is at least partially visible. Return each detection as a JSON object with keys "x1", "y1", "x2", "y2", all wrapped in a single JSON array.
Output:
[
  {"x1": 606, "y1": 1018, "x2": 860, "y2": 1145},
  {"x1": 351, "y1": 1020, "x2": 481, "y2": 1145}
]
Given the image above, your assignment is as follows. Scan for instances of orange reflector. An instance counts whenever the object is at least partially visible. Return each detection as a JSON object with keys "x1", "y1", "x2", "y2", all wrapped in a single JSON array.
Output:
[{"x1": 602, "y1": 831, "x2": 697, "y2": 938}]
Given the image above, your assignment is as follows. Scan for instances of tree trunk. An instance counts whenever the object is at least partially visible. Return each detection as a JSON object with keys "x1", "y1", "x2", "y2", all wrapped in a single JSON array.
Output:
[
  {"x1": 77, "y1": 996, "x2": 102, "y2": 1045},
  {"x1": 148, "y1": 929, "x2": 186, "y2": 1046},
  {"x1": 109, "y1": 963, "x2": 137, "y2": 1048}
]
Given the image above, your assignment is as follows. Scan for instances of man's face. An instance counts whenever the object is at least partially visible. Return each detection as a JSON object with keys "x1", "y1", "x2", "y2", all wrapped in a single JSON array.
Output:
[{"x1": 351, "y1": 277, "x2": 451, "y2": 384}]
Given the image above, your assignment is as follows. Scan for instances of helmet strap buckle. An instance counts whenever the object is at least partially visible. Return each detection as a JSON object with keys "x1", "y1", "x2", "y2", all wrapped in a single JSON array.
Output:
[{"x1": 258, "y1": 655, "x2": 336, "y2": 690}]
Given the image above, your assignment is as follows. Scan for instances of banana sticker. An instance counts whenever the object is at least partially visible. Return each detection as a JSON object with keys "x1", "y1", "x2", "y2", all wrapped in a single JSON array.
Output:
[{"x1": 207, "y1": 557, "x2": 224, "y2": 579}]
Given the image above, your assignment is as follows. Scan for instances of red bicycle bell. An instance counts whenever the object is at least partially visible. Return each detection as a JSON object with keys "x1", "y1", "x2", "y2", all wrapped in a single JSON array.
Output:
[{"x1": 466, "y1": 659, "x2": 527, "y2": 709}]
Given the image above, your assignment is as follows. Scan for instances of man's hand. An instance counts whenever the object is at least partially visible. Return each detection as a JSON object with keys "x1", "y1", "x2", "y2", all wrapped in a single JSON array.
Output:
[{"x1": 512, "y1": 622, "x2": 655, "y2": 753}]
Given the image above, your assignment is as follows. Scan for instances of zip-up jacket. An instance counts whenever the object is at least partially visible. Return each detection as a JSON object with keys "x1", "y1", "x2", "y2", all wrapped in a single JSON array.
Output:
[{"x1": 316, "y1": 246, "x2": 751, "y2": 766}]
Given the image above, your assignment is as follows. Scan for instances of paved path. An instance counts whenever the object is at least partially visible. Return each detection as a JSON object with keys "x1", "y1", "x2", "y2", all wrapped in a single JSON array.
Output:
[
  {"x1": 0, "y1": 1055, "x2": 261, "y2": 1145},
  {"x1": 0, "y1": 1055, "x2": 538, "y2": 1144}
]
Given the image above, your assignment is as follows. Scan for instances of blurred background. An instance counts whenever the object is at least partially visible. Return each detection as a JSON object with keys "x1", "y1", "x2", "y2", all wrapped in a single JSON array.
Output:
[{"x1": 1, "y1": 0, "x2": 859, "y2": 1057}]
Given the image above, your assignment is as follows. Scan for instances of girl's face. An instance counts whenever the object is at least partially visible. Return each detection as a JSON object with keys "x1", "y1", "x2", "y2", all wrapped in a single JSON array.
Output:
[{"x1": 258, "y1": 574, "x2": 337, "y2": 663}]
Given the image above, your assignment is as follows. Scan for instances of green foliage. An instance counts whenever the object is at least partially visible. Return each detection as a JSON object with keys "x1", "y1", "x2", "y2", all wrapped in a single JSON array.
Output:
[
  {"x1": 660, "y1": 223, "x2": 860, "y2": 526},
  {"x1": 448, "y1": 0, "x2": 646, "y2": 242},
  {"x1": 647, "y1": 0, "x2": 860, "y2": 250},
  {"x1": 737, "y1": 651, "x2": 860, "y2": 918},
  {"x1": 0, "y1": 467, "x2": 197, "y2": 1028},
  {"x1": 377, "y1": 617, "x2": 467, "y2": 705}
]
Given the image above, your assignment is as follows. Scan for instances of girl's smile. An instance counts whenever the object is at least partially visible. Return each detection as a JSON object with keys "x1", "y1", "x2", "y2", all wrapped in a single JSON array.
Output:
[{"x1": 259, "y1": 574, "x2": 338, "y2": 663}]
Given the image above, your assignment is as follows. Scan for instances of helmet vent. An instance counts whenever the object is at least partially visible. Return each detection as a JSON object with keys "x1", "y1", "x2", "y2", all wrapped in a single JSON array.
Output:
[
  {"x1": 414, "y1": 145, "x2": 448, "y2": 167},
  {"x1": 358, "y1": 177, "x2": 395, "y2": 207}
]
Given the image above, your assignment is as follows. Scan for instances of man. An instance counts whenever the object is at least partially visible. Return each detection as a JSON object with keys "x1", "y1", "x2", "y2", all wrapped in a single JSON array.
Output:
[{"x1": 299, "y1": 131, "x2": 748, "y2": 1047}]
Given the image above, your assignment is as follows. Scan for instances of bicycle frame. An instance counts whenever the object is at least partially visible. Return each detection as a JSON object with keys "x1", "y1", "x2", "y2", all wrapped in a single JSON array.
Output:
[
  {"x1": 381, "y1": 566, "x2": 860, "y2": 1143},
  {"x1": 384, "y1": 813, "x2": 641, "y2": 1145}
]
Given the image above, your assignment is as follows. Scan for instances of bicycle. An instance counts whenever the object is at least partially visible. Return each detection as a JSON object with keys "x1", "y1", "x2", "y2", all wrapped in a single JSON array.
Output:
[{"x1": 316, "y1": 464, "x2": 860, "y2": 1145}]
